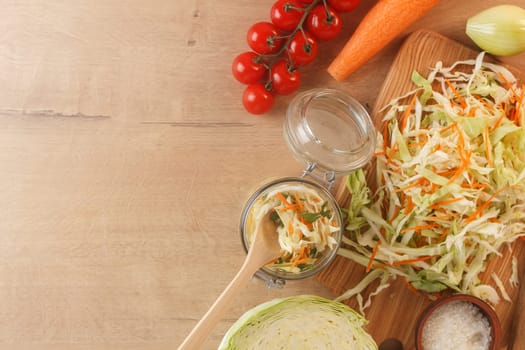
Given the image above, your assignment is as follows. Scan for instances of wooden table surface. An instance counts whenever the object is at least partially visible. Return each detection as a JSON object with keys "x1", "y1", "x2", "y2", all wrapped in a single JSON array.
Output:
[{"x1": 1, "y1": 1, "x2": 524, "y2": 349}]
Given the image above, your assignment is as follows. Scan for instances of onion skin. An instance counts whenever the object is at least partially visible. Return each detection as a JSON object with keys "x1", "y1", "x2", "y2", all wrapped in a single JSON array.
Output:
[{"x1": 466, "y1": 5, "x2": 525, "y2": 56}]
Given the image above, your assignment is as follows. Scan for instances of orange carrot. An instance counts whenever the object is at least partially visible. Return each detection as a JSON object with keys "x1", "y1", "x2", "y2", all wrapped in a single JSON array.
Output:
[
  {"x1": 292, "y1": 257, "x2": 310, "y2": 267},
  {"x1": 498, "y1": 72, "x2": 518, "y2": 97},
  {"x1": 403, "y1": 277, "x2": 422, "y2": 295},
  {"x1": 428, "y1": 196, "x2": 464, "y2": 209},
  {"x1": 374, "y1": 255, "x2": 435, "y2": 269},
  {"x1": 454, "y1": 124, "x2": 466, "y2": 158},
  {"x1": 394, "y1": 181, "x2": 419, "y2": 193},
  {"x1": 466, "y1": 187, "x2": 506, "y2": 223},
  {"x1": 403, "y1": 195, "x2": 415, "y2": 215},
  {"x1": 445, "y1": 78, "x2": 467, "y2": 109},
  {"x1": 366, "y1": 241, "x2": 382, "y2": 273},
  {"x1": 514, "y1": 85, "x2": 524, "y2": 126},
  {"x1": 288, "y1": 220, "x2": 294, "y2": 234},
  {"x1": 493, "y1": 103, "x2": 508, "y2": 130},
  {"x1": 327, "y1": 0, "x2": 441, "y2": 81},
  {"x1": 265, "y1": 257, "x2": 280, "y2": 265},
  {"x1": 436, "y1": 228, "x2": 450, "y2": 242},
  {"x1": 388, "y1": 205, "x2": 401, "y2": 223},
  {"x1": 292, "y1": 247, "x2": 308, "y2": 266},
  {"x1": 446, "y1": 155, "x2": 470, "y2": 185},
  {"x1": 460, "y1": 182, "x2": 488, "y2": 190},
  {"x1": 386, "y1": 144, "x2": 399, "y2": 165},
  {"x1": 474, "y1": 95, "x2": 495, "y2": 113},
  {"x1": 294, "y1": 193, "x2": 304, "y2": 212},
  {"x1": 400, "y1": 223, "x2": 439, "y2": 234},
  {"x1": 408, "y1": 141, "x2": 426, "y2": 148},
  {"x1": 276, "y1": 192, "x2": 291, "y2": 206},
  {"x1": 437, "y1": 169, "x2": 456, "y2": 178},
  {"x1": 483, "y1": 125, "x2": 493, "y2": 167},
  {"x1": 429, "y1": 182, "x2": 440, "y2": 194},
  {"x1": 439, "y1": 121, "x2": 458, "y2": 134}
]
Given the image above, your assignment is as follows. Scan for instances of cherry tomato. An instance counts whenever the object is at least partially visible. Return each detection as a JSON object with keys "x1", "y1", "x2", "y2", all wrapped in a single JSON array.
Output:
[
  {"x1": 242, "y1": 83, "x2": 274, "y2": 114},
  {"x1": 327, "y1": 0, "x2": 360, "y2": 12},
  {"x1": 270, "y1": 0, "x2": 304, "y2": 31},
  {"x1": 232, "y1": 52, "x2": 267, "y2": 84},
  {"x1": 247, "y1": 22, "x2": 283, "y2": 55},
  {"x1": 271, "y1": 60, "x2": 301, "y2": 95},
  {"x1": 306, "y1": 4, "x2": 342, "y2": 40},
  {"x1": 287, "y1": 31, "x2": 318, "y2": 66},
  {"x1": 298, "y1": 0, "x2": 316, "y2": 4}
]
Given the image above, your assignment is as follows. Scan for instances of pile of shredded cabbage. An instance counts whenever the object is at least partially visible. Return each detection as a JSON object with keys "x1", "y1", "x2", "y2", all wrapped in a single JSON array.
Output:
[
  {"x1": 337, "y1": 52, "x2": 525, "y2": 312},
  {"x1": 247, "y1": 183, "x2": 340, "y2": 273}
]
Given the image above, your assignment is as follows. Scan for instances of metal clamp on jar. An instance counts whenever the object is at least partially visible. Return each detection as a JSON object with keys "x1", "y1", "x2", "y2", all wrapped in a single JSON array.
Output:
[{"x1": 240, "y1": 88, "x2": 376, "y2": 288}]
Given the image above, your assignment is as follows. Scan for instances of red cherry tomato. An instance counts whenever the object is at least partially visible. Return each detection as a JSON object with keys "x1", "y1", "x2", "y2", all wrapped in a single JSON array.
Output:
[
  {"x1": 232, "y1": 52, "x2": 267, "y2": 84},
  {"x1": 306, "y1": 4, "x2": 342, "y2": 40},
  {"x1": 242, "y1": 83, "x2": 274, "y2": 114},
  {"x1": 287, "y1": 31, "x2": 318, "y2": 66},
  {"x1": 247, "y1": 22, "x2": 283, "y2": 55},
  {"x1": 327, "y1": 0, "x2": 360, "y2": 12},
  {"x1": 271, "y1": 60, "x2": 301, "y2": 95},
  {"x1": 270, "y1": 0, "x2": 304, "y2": 32},
  {"x1": 298, "y1": 0, "x2": 315, "y2": 4}
]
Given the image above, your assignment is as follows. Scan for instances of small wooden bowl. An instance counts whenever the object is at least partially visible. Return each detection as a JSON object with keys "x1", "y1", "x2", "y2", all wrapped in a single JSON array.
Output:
[{"x1": 415, "y1": 294, "x2": 501, "y2": 350}]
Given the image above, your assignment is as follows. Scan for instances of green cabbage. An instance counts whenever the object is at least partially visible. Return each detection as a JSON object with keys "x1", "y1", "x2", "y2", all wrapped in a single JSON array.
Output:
[{"x1": 218, "y1": 295, "x2": 377, "y2": 350}]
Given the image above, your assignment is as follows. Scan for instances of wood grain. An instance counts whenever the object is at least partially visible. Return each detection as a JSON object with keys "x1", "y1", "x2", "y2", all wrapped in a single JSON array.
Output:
[
  {"x1": 1, "y1": 1, "x2": 525, "y2": 350},
  {"x1": 317, "y1": 30, "x2": 525, "y2": 350}
]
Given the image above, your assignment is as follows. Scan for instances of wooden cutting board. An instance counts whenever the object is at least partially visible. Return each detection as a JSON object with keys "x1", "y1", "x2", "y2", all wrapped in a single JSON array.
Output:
[{"x1": 317, "y1": 30, "x2": 525, "y2": 349}]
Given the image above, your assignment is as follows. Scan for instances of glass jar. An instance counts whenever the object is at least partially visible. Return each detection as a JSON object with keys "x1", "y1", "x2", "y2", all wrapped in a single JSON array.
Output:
[{"x1": 240, "y1": 88, "x2": 376, "y2": 288}]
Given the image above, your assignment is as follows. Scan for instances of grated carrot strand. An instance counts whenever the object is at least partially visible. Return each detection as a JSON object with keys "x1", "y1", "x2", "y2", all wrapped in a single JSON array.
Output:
[
  {"x1": 445, "y1": 78, "x2": 467, "y2": 109},
  {"x1": 366, "y1": 241, "x2": 381, "y2": 273}
]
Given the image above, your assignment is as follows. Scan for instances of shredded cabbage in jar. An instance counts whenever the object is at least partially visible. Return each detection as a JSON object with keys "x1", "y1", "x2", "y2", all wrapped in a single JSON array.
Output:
[
  {"x1": 247, "y1": 183, "x2": 340, "y2": 274},
  {"x1": 337, "y1": 52, "x2": 525, "y2": 311}
]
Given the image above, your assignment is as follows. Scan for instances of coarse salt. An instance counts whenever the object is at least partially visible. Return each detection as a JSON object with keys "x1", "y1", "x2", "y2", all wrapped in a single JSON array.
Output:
[{"x1": 421, "y1": 300, "x2": 491, "y2": 350}]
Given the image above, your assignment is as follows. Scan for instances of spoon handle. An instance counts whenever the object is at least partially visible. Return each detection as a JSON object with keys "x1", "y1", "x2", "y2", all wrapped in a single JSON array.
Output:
[{"x1": 177, "y1": 257, "x2": 259, "y2": 350}]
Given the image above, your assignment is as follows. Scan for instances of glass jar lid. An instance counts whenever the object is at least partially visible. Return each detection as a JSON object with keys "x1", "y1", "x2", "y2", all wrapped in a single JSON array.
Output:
[{"x1": 284, "y1": 88, "x2": 376, "y2": 175}]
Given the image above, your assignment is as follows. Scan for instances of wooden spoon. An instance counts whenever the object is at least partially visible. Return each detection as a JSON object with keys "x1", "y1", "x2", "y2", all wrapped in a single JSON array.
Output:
[{"x1": 177, "y1": 212, "x2": 280, "y2": 350}]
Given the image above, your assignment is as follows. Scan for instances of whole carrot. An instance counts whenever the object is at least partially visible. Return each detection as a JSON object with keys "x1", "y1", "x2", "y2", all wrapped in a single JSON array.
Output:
[{"x1": 328, "y1": 0, "x2": 440, "y2": 81}]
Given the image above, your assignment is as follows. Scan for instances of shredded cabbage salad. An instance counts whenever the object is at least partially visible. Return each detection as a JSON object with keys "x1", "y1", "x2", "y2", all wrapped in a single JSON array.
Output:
[
  {"x1": 337, "y1": 52, "x2": 525, "y2": 310},
  {"x1": 247, "y1": 183, "x2": 340, "y2": 273}
]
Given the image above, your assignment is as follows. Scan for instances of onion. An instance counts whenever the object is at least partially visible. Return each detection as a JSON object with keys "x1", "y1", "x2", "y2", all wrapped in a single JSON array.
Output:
[{"x1": 466, "y1": 5, "x2": 525, "y2": 56}]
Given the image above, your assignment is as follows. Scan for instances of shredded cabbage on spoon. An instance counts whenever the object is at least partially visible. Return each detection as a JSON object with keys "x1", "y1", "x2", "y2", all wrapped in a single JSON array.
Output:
[
  {"x1": 337, "y1": 52, "x2": 525, "y2": 311},
  {"x1": 247, "y1": 183, "x2": 340, "y2": 273}
]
